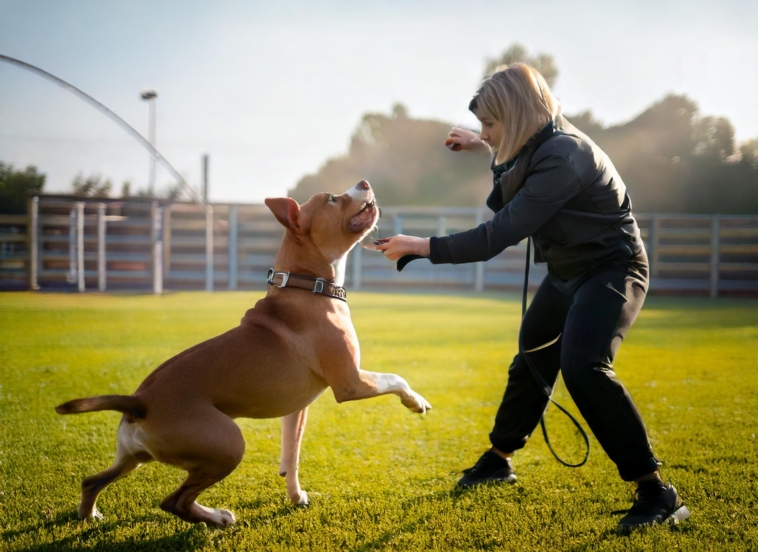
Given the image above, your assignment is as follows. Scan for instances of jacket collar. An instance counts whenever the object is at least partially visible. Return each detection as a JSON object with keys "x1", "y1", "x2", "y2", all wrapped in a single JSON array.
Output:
[{"x1": 492, "y1": 119, "x2": 557, "y2": 175}]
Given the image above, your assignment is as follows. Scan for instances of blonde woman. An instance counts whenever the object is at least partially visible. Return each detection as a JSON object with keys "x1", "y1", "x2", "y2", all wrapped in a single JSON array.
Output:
[{"x1": 375, "y1": 63, "x2": 689, "y2": 532}]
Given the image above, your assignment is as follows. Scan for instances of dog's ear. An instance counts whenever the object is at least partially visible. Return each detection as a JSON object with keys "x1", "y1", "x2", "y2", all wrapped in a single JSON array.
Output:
[{"x1": 265, "y1": 197, "x2": 302, "y2": 232}]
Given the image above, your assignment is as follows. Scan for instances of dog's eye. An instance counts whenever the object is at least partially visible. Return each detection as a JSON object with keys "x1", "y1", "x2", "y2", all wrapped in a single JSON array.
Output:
[{"x1": 328, "y1": 195, "x2": 336, "y2": 203}]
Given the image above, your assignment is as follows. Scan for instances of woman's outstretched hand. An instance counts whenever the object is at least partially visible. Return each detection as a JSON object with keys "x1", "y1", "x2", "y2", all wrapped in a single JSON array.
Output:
[
  {"x1": 444, "y1": 127, "x2": 489, "y2": 152},
  {"x1": 372, "y1": 235, "x2": 430, "y2": 261}
]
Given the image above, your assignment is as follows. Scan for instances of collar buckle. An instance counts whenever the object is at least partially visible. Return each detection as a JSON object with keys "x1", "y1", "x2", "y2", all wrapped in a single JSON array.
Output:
[
  {"x1": 313, "y1": 278, "x2": 326, "y2": 294},
  {"x1": 267, "y1": 268, "x2": 290, "y2": 288}
]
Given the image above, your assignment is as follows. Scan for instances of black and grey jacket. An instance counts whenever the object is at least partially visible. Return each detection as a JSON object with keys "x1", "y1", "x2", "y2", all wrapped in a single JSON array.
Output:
[{"x1": 428, "y1": 117, "x2": 645, "y2": 286}]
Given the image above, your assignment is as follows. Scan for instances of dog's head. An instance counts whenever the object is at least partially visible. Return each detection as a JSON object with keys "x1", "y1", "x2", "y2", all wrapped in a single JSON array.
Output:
[{"x1": 265, "y1": 180, "x2": 379, "y2": 262}]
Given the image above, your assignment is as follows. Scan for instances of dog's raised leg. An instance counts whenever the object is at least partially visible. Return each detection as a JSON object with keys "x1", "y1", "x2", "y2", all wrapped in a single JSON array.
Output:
[
  {"x1": 280, "y1": 407, "x2": 309, "y2": 506},
  {"x1": 333, "y1": 370, "x2": 432, "y2": 413}
]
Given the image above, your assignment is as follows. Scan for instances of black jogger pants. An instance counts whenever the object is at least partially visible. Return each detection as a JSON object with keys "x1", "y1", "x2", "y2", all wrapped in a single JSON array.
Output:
[{"x1": 489, "y1": 252, "x2": 660, "y2": 481}]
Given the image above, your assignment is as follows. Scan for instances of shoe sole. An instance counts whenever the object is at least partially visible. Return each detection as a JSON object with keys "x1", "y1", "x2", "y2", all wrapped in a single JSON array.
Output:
[
  {"x1": 618, "y1": 504, "x2": 690, "y2": 534},
  {"x1": 458, "y1": 474, "x2": 517, "y2": 488}
]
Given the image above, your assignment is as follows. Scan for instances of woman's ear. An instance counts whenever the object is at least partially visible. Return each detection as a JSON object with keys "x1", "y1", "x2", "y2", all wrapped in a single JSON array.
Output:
[{"x1": 265, "y1": 197, "x2": 301, "y2": 232}]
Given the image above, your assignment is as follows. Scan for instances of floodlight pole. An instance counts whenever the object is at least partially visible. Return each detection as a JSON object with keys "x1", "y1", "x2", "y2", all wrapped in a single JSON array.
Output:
[{"x1": 141, "y1": 90, "x2": 158, "y2": 196}]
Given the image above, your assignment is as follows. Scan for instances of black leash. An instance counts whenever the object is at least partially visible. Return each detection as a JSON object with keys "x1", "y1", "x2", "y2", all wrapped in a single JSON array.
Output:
[{"x1": 521, "y1": 237, "x2": 590, "y2": 468}]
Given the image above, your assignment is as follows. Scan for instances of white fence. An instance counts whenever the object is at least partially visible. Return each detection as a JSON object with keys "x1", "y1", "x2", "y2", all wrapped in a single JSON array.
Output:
[{"x1": 1, "y1": 196, "x2": 757, "y2": 297}]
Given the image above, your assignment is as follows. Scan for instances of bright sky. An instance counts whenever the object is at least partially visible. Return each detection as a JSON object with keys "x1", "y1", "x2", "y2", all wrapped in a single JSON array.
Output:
[{"x1": 1, "y1": 0, "x2": 756, "y2": 203}]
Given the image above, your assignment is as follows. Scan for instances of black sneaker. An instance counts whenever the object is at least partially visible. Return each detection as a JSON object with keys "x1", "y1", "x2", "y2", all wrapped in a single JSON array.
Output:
[
  {"x1": 458, "y1": 450, "x2": 517, "y2": 488},
  {"x1": 618, "y1": 481, "x2": 690, "y2": 533}
]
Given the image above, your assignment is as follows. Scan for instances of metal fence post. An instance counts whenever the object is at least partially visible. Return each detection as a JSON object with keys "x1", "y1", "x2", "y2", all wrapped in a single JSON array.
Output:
[
  {"x1": 67, "y1": 206, "x2": 77, "y2": 284},
  {"x1": 76, "y1": 202, "x2": 85, "y2": 292},
  {"x1": 710, "y1": 216, "x2": 720, "y2": 298},
  {"x1": 394, "y1": 215, "x2": 403, "y2": 235},
  {"x1": 162, "y1": 205, "x2": 172, "y2": 284},
  {"x1": 97, "y1": 203, "x2": 106, "y2": 291},
  {"x1": 649, "y1": 214, "x2": 660, "y2": 278},
  {"x1": 437, "y1": 215, "x2": 446, "y2": 237},
  {"x1": 28, "y1": 196, "x2": 39, "y2": 290},
  {"x1": 474, "y1": 208, "x2": 485, "y2": 292},
  {"x1": 151, "y1": 201, "x2": 163, "y2": 295},
  {"x1": 206, "y1": 205, "x2": 214, "y2": 292},
  {"x1": 352, "y1": 245, "x2": 362, "y2": 290},
  {"x1": 228, "y1": 204, "x2": 238, "y2": 290}
]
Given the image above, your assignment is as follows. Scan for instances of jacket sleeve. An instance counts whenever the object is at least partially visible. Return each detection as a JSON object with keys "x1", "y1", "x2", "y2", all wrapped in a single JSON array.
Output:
[{"x1": 429, "y1": 154, "x2": 582, "y2": 265}]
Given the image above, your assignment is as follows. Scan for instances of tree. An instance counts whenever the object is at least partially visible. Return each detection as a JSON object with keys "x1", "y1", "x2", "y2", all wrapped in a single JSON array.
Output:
[
  {"x1": 290, "y1": 103, "x2": 492, "y2": 207},
  {"x1": 71, "y1": 173, "x2": 112, "y2": 197},
  {"x1": 740, "y1": 139, "x2": 758, "y2": 170},
  {"x1": 0, "y1": 162, "x2": 46, "y2": 214},
  {"x1": 483, "y1": 43, "x2": 559, "y2": 87},
  {"x1": 692, "y1": 116, "x2": 735, "y2": 161},
  {"x1": 565, "y1": 94, "x2": 757, "y2": 214},
  {"x1": 120, "y1": 180, "x2": 132, "y2": 197}
]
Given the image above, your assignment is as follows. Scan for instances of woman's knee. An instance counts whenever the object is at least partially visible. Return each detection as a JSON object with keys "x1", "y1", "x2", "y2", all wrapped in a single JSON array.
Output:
[{"x1": 561, "y1": 358, "x2": 617, "y2": 394}]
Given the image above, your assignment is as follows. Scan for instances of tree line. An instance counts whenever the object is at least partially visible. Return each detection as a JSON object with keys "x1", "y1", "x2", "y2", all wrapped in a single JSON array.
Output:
[
  {"x1": 0, "y1": 167, "x2": 183, "y2": 214},
  {"x1": 290, "y1": 45, "x2": 758, "y2": 215}
]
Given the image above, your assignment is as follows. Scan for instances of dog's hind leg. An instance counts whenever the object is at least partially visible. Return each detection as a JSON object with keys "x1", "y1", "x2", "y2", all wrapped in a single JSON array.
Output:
[
  {"x1": 158, "y1": 411, "x2": 245, "y2": 527},
  {"x1": 279, "y1": 407, "x2": 309, "y2": 505},
  {"x1": 79, "y1": 421, "x2": 151, "y2": 520},
  {"x1": 79, "y1": 455, "x2": 142, "y2": 519}
]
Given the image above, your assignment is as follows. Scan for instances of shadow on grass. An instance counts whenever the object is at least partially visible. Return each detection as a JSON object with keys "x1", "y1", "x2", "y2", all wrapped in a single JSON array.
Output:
[
  {"x1": 353, "y1": 482, "x2": 696, "y2": 551},
  {"x1": 351, "y1": 486, "x2": 475, "y2": 551},
  {"x1": 19, "y1": 528, "x2": 209, "y2": 552},
  {"x1": 3, "y1": 498, "x2": 308, "y2": 552},
  {"x1": 3, "y1": 510, "x2": 192, "y2": 552}
]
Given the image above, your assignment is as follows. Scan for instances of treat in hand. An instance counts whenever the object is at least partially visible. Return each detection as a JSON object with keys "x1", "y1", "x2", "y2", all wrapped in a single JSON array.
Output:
[
  {"x1": 445, "y1": 140, "x2": 462, "y2": 151},
  {"x1": 360, "y1": 237, "x2": 389, "y2": 251}
]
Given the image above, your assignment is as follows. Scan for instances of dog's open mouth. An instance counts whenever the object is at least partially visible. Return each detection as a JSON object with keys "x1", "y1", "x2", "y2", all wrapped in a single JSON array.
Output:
[
  {"x1": 350, "y1": 199, "x2": 380, "y2": 232},
  {"x1": 358, "y1": 199, "x2": 376, "y2": 214}
]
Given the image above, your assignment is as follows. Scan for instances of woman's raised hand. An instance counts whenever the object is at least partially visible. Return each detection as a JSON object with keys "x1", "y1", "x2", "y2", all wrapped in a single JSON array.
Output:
[
  {"x1": 371, "y1": 235, "x2": 430, "y2": 262},
  {"x1": 444, "y1": 127, "x2": 487, "y2": 152}
]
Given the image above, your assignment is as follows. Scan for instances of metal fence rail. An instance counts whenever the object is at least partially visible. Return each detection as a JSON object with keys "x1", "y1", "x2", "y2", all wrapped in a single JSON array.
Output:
[{"x1": 1, "y1": 196, "x2": 756, "y2": 297}]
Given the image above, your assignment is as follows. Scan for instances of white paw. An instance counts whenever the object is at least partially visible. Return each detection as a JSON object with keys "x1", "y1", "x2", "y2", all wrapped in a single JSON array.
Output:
[
  {"x1": 208, "y1": 508, "x2": 236, "y2": 527},
  {"x1": 78, "y1": 505, "x2": 103, "y2": 520},
  {"x1": 402, "y1": 390, "x2": 432, "y2": 414},
  {"x1": 289, "y1": 490, "x2": 309, "y2": 506}
]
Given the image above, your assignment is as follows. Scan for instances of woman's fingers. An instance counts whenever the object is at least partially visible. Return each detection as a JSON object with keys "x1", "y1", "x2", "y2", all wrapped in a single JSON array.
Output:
[
  {"x1": 374, "y1": 235, "x2": 408, "y2": 261},
  {"x1": 373, "y1": 235, "x2": 429, "y2": 261},
  {"x1": 445, "y1": 127, "x2": 477, "y2": 151}
]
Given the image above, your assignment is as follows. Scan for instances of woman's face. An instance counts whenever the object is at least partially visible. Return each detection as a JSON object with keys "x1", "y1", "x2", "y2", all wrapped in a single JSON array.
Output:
[{"x1": 476, "y1": 113, "x2": 504, "y2": 151}]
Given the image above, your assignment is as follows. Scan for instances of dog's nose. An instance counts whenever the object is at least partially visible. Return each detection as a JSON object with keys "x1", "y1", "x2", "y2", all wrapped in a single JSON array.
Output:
[{"x1": 356, "y1": 180, "x2": 371, "y2": 190}]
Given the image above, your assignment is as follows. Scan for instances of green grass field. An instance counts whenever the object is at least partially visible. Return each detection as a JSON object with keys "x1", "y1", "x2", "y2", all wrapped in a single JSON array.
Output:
[{"x1": 1, "y1": 291, "x2": 757, "y2": 551}]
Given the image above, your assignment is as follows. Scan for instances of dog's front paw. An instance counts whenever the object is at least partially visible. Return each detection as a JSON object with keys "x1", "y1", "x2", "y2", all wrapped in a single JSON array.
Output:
[
  {"x1": 401, "y1": 390, "x2": 432, "y2": 414},
  {"x1": 289, "y1": 490, "x2": 309, "y2": 507}
]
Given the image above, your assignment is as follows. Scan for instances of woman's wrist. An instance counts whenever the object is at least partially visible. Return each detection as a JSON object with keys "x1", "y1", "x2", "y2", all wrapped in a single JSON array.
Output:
[{"x1": 418, "y1": 237, "x2": 431, "y2": 257}]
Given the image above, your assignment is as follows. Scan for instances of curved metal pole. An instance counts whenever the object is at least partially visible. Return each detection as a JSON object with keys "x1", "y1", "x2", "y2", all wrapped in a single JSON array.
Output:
[{"x1": 0, "y1": 54, "x2": 214, "y2": 218}]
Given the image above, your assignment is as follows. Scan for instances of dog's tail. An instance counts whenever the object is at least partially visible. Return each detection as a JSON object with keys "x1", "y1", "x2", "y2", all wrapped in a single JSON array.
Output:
[{"x1": 55, "y1": 395, "x2": 146, "y2": 419}]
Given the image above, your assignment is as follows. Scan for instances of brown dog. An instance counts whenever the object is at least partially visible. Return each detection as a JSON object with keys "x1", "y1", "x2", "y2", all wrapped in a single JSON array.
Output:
[{"x1": 56, "y1": 180, "x2": 431, "y2": 527}]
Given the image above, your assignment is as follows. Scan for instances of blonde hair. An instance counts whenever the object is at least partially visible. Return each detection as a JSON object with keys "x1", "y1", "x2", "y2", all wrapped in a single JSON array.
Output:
[{"x1": 469, "y1": 62, "x2": 560, "y2": 164}]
